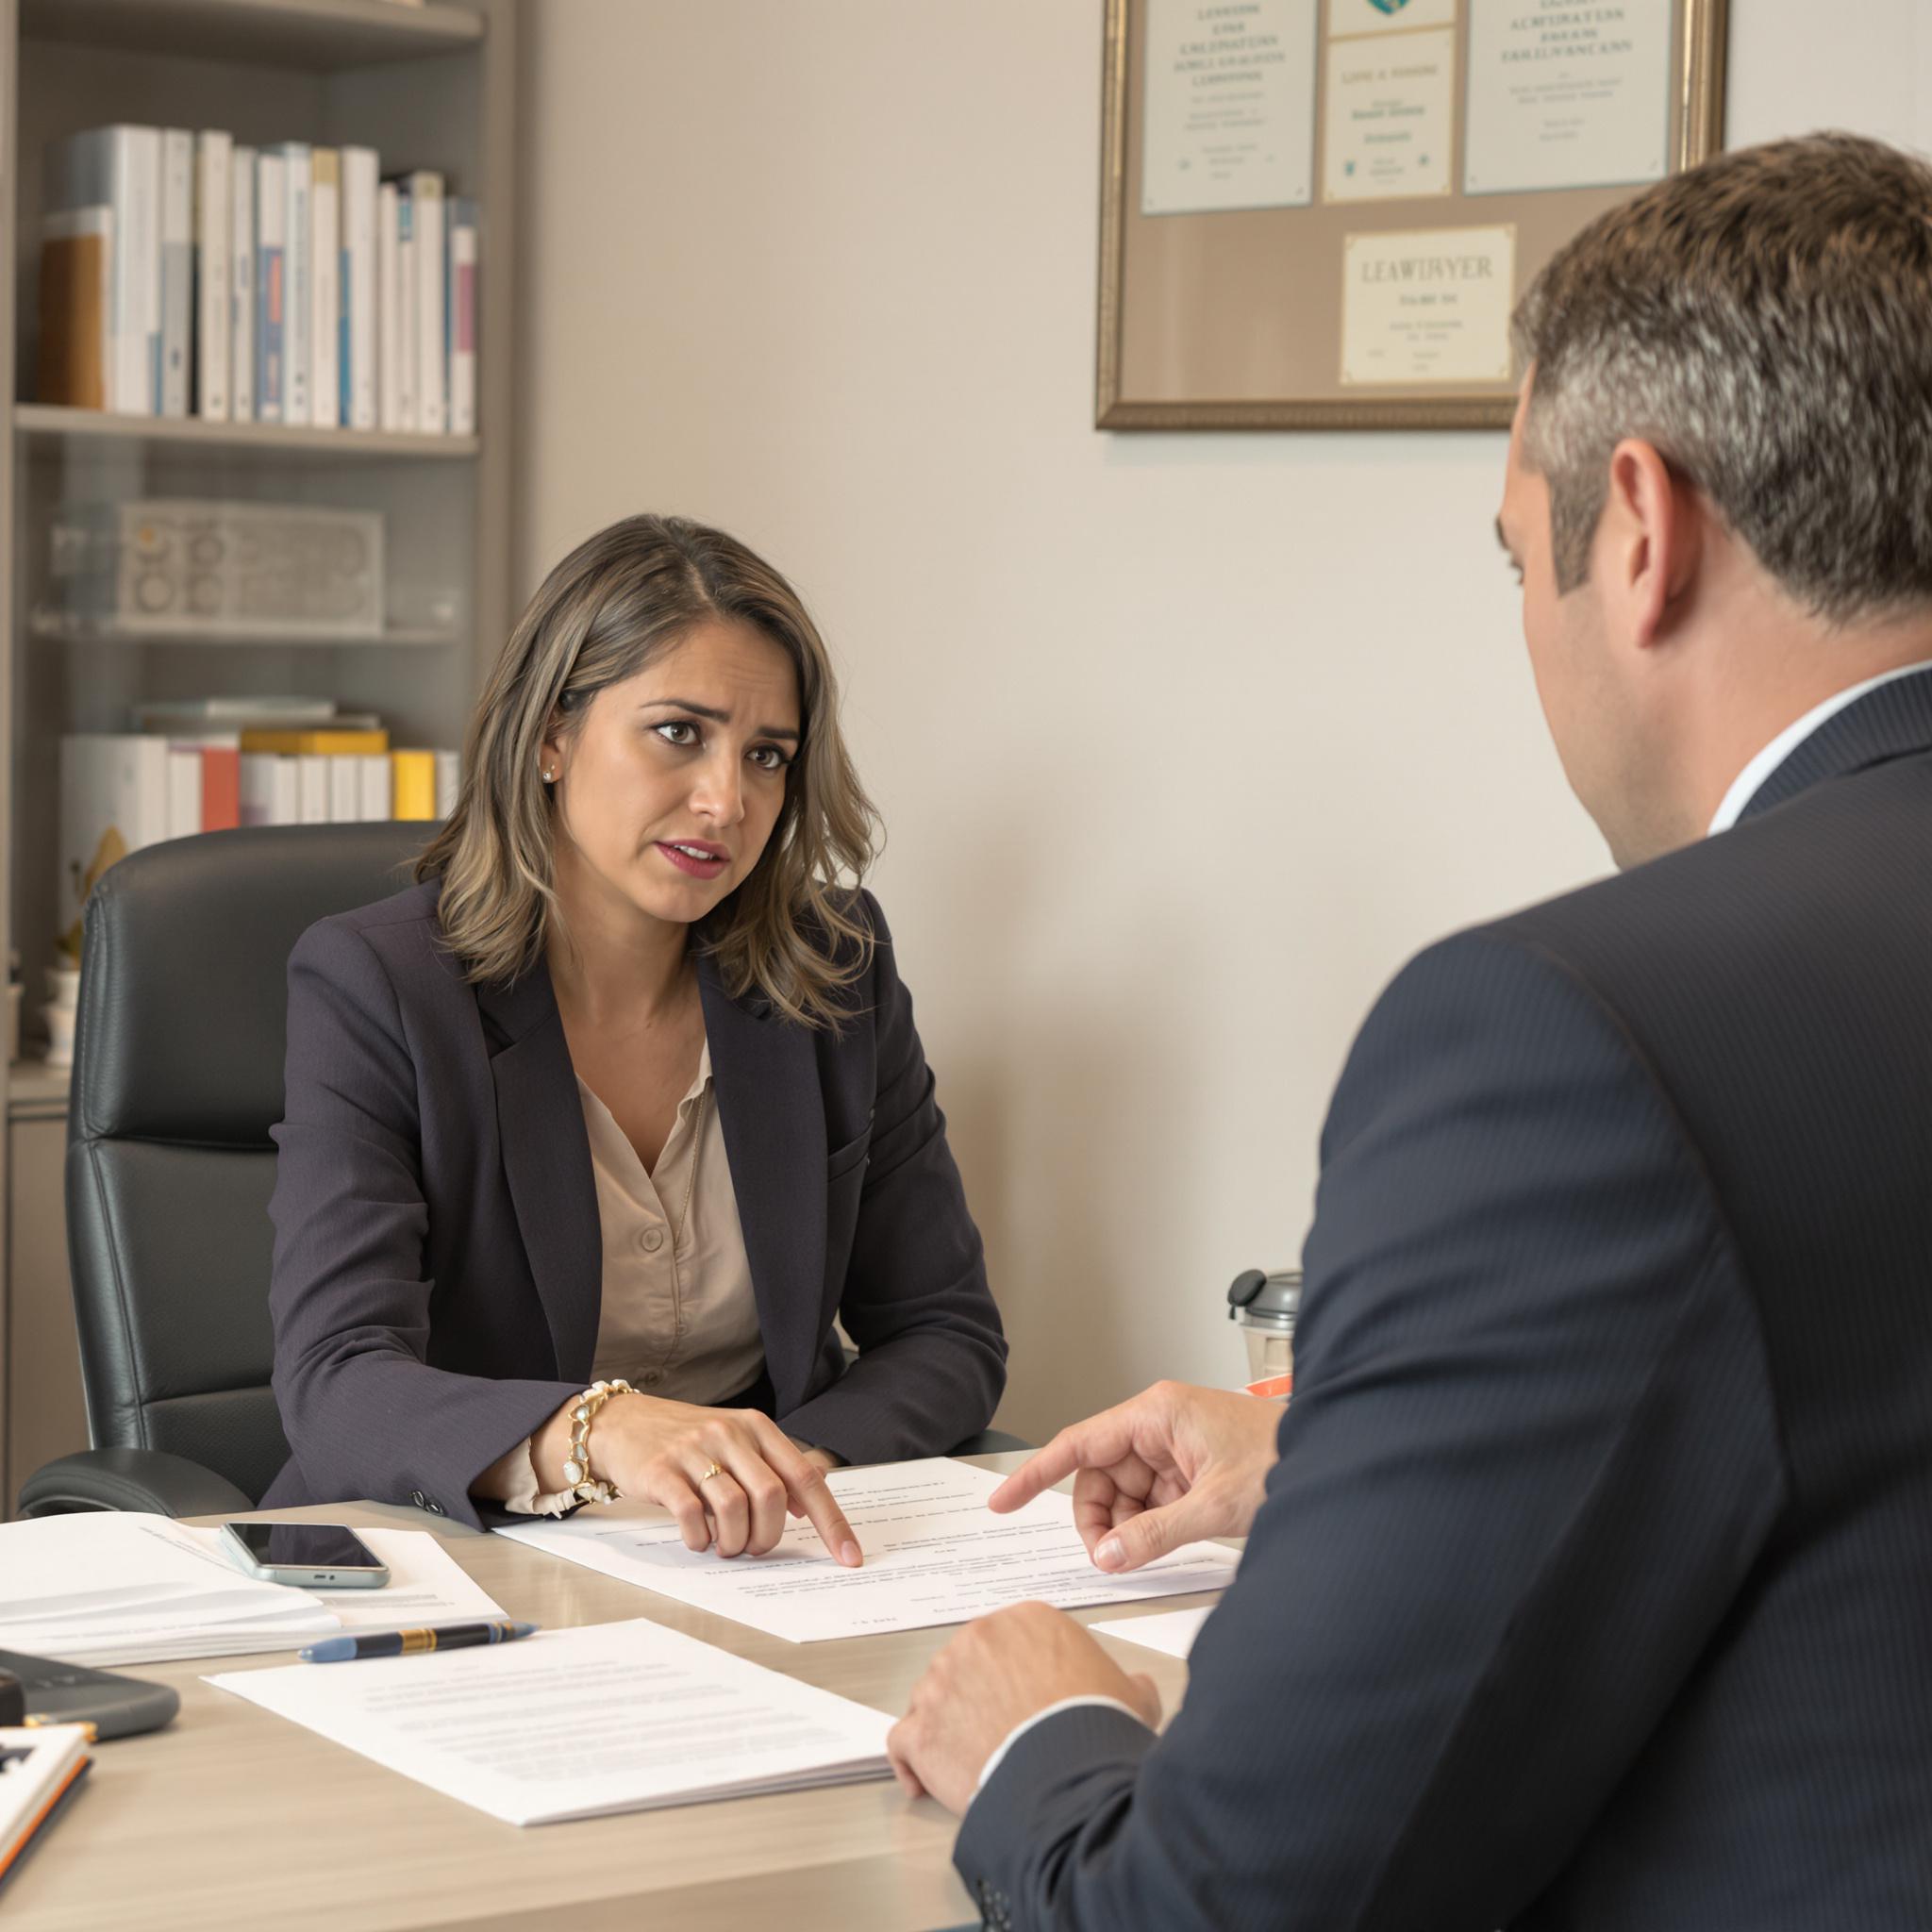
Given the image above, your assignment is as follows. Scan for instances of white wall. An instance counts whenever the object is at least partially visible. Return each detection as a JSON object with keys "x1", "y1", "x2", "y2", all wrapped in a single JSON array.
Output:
[{"x1": 515, "y1": 0, "x2": 1923, "y2": 1442}]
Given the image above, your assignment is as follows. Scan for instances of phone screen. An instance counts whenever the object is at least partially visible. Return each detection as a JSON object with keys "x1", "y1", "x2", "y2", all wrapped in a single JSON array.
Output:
[{"x1": 226, "y1": 1523, "x2": 385, "y2": 1573}]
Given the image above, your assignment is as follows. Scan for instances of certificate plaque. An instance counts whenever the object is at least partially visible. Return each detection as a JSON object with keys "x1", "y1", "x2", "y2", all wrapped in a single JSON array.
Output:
[
  {"x1": 1097, "y1": 0, "x2": 1727, "y2": 429},
  {"x1": 1141, "y1": 0, "x2": 1320, "y2": 216}
]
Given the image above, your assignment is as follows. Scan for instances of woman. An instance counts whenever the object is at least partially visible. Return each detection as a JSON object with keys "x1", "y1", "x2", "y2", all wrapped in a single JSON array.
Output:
[{"x1": 261, "y1": 514, "x2": 1007, "y2": 1553}]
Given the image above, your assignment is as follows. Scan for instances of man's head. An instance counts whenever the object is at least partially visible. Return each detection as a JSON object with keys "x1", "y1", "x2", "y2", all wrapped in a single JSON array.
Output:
[{"x1": 1499, "y1": 134, "x2": 1932, "y2": 867}]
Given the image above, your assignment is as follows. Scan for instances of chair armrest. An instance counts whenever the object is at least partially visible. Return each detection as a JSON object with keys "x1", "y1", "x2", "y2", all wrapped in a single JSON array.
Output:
[
  {"x1": 948, "y1": 1428, "x2": 1033, "y2": 1457},
  {"x1": 17, "y1": 1447, "x2": 257, "y2": 1519}
]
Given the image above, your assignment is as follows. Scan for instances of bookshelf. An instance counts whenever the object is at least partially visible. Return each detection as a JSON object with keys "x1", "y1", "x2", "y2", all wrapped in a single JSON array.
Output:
[{"x1": 0, "y1": 0, "x2": 516, "y2": 1512}]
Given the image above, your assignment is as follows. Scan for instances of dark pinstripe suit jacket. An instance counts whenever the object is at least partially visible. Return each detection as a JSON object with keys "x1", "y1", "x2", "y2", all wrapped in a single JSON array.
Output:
[
  {"x1": 959, "y1": 669, "x2": 1932, "y2": 1930},
  {"x1": 260, "y1": 885, "x2": 1005, "y2": 1529}
]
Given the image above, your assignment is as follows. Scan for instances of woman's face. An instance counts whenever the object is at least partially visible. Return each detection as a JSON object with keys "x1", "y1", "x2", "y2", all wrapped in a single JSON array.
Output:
[{"x1": 543, "y1": 618, "x2": 801, "y2": 938}]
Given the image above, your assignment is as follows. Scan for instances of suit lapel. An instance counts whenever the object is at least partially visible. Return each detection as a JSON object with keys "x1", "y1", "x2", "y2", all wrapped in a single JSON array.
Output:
[
  {"x1": 700, "y1": 956, "x2": 826, "y2": 1414},
  {"x1": 476, "y1": 962, "x2": 601, "y2": 1381}
]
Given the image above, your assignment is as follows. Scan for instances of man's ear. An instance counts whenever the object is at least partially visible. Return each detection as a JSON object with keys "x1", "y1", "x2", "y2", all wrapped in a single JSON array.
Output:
[{"x1": 1601, "y1": 438, "x2": 1703, "y2": 651}]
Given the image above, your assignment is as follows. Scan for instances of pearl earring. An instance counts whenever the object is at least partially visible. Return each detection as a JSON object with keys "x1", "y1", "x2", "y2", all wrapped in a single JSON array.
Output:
[{"x1": 542, "y1": 766, "x2": 557, "y2": 783}]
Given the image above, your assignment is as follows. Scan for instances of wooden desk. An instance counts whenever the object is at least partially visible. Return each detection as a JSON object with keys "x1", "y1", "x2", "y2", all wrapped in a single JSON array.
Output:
[{"x1": 4, "y1": 1457, "x2": 1212, "y2": 1932}]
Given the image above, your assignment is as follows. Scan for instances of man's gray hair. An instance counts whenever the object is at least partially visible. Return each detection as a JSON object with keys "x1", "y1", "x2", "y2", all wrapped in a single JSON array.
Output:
[{"x1": 1511, "y1": 133, "x2": 1932, "y2": 624}]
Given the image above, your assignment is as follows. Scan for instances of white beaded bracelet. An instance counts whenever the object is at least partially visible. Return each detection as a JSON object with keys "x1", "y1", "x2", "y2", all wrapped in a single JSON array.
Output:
[{"x1": 562, "y1": 1378, "x2": 635, "y2": 1505}]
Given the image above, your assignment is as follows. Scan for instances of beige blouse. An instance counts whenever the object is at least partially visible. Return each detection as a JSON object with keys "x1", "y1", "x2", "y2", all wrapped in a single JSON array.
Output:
[{"x1": 493, "y1": 1037, "x2": 767, "y2": 1514}]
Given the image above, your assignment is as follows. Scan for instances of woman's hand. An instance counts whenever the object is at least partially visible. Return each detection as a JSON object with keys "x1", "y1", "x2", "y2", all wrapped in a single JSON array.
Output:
[{"x1": 587, "y1": 1395, "x2": 863, "y2": 1564}]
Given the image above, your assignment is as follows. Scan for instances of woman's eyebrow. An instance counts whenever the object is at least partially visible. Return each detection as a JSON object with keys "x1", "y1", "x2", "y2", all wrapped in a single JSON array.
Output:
[{"x1": 639, "y1": 696, "x2": 800, "y2": 741}]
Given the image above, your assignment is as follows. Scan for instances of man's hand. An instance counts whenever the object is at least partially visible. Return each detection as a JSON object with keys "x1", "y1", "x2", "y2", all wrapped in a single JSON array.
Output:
[
  {"x1": 991, "y1": 1380, "x2": 1281, "y2": 1573},
  {"x1": 888, "y1": 1603, "x2": 1160, "y2": 1813}
]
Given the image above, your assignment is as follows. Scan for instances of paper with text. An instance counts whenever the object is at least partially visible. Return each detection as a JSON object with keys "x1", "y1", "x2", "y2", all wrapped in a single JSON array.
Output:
[
  {"x1": 496, "y1": 1458, "x2": 1238, "y2": 1643},
  {"x1": 206, "y1": 1618, "x2": 892, "y2": 1824}
]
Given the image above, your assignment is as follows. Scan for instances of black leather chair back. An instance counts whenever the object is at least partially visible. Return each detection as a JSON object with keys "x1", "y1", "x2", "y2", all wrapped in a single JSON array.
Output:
[{"x1": 65, "y1": 824, "x2": 431, "y2": 1504}]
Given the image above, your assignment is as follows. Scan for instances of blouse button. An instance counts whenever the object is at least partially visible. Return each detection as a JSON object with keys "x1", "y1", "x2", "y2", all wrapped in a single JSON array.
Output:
[{"x1": 639, "y1": 1226, "x2": 664, "y2": 1254}]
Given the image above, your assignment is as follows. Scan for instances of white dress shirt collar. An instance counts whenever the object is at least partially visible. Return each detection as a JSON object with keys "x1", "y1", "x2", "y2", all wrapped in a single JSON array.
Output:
[{"x1": 1707, "y1": 658, "x2": 1932, "y2": 835}]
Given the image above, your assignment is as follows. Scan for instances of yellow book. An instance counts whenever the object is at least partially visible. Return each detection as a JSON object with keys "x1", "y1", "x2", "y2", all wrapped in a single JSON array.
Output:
[
  {"x1": 391, "y1": 749, "x2": 437, "y2": 821},
  {"x1": 239, "y1": 728, "x2": 390, "y2": 757}
]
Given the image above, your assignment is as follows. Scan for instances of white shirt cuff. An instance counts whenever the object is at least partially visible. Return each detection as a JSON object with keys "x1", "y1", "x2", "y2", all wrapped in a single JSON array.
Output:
[
  {"x1": 973, "y1": 1695, "x2": 1152, "y2": 1798},
  {"x1": 490, "y1": 1437, "x2": 575, "y2": 1517}
]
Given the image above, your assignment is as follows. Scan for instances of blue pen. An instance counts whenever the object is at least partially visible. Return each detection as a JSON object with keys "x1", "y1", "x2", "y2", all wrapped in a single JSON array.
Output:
[{"x1": 299, "y1": 1620, "x2": 539, "y2": 1663}]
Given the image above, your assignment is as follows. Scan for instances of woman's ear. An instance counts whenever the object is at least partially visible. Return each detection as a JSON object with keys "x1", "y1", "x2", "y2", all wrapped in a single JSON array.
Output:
[{"x1": 539, "y1": 707, "x2": 569, "y2": 788}]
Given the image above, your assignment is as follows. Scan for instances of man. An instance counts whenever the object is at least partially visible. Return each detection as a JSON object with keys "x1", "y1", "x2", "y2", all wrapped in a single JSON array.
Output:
[{"x1": 888, "y1": 134, "x2": 1932, "y2": 1929}]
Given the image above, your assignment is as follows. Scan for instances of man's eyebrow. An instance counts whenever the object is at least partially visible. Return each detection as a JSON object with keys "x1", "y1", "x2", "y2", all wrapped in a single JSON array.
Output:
[{"x1": 639, "y1": 697, "x2": 800, "y2": 742}]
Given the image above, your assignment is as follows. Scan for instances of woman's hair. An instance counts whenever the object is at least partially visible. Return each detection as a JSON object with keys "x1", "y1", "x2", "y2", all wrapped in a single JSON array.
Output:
[{"x1": 417, "y1": 513, "x2": 879, "y2": 1026}]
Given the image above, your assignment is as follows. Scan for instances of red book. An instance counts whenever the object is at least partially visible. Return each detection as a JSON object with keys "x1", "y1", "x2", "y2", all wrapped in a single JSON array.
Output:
[{"x1": 200, "y1": 747, "x2": 241, "y2": 831}]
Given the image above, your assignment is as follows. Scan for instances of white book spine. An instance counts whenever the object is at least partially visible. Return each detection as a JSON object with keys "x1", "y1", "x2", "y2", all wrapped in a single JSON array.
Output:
[
  {"x1": 280, "y1": 145, "x2": 311, "y2": 425},
  {"x1": 433, "y1": 749, "x2": 461, "y2": 820},
  {"x1": 230, "y1": 147, "x2": 256, "y2": 421},
  {"x1": 238, "y1": 752, "x2": 275, "y2": 827},
  {"x1": 309, "y1": 150, "x2": 340, "y2": 427},
  {"x1": 165, "y1": 747, "x2": 203, "y2": 838},
  {"x1": 271, "y1": 756, "x2": 301, "y2": 825},
  {"x1": 296, "y1": 753, "x2": 329, "y2": 824},
  {"x1": 376, "y1": 183, "x2": 401, "y2": 431},
  {"x1": 158, "y1": 130, "x2": 193, "y2": 417},
  {"x1": 394, "y1": 191, "x2": 417, "y2": 432},
  {"x1": 358, "y1": 754, "x2": 393, "y2": 822},
  {"x1": 409, "y1": 173, "x2": 445, "y2": 433},
  {"x1": 326, "y1": 755, "x2": 359, "y2": 823},
  {"x1": 254, "y1": 151, "x2": 286, "y2": 422},
  {"x1": 194, "y1": 131, "x2": 231, "y2": 420},
  {"x1": 342, "y1": 148, "x2": 380, "y2": 431},
  {"x1": 447, "y1": 208, "x2": 477, "y2": 437},
  {"x1": 58, "y1": 735, "x2": 171, "y2": 950}
]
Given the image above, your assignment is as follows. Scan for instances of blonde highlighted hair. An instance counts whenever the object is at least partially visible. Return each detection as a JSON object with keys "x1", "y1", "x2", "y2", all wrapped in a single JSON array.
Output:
[{"x1": 418, "y1": 513, "x2": 879, "y2": 1025}]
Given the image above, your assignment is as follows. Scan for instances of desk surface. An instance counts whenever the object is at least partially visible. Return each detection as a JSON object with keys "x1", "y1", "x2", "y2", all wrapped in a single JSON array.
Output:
[{"x1": 4, "y1": 1457, "x2": 1210, "y2": 1932}]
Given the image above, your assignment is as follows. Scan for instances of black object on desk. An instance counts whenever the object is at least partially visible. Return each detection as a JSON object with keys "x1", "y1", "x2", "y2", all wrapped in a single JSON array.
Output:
[{"x1": 0, "y1": 1651, "x2": 179, "y2": 1740}]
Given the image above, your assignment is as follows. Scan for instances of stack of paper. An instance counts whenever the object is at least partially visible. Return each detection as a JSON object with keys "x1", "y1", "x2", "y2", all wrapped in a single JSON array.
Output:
[
  {"x1": 0, "y1": 1516, "x2": 509, "y2": 1665},
  {"x1": 208, "y1": 1619, "x2": 894, "y2": 1825},
  {"x1": 0, "y1": 1514, "x2": 340, "y2": 1663},
  {"x1": 497, "y1": 1457, "x2": 1239, "y2": 1644}
]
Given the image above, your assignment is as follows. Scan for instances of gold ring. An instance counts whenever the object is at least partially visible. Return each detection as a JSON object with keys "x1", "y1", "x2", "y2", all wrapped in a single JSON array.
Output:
[{"x1": 700, "y1": 1462, "x2": 724, "y2": 1484}]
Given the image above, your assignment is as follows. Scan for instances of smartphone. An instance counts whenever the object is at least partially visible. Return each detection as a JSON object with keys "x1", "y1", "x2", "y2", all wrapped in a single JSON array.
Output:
[{"x1": 217, "y1": 1522, "x2": 391, "y2": 1589}]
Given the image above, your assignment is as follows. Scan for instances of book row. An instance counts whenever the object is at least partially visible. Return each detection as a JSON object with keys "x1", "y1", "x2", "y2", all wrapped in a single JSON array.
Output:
[{"x1": 40, "y1": 125, "x2": 477, "y2": 434}]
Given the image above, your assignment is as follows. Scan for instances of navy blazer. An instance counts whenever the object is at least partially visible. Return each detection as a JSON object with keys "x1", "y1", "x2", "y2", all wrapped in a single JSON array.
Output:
[
  {"x1": 958, "y1": 669, "x2": 1932, "y2": 1929},
  {"x1": 262, "y1": 884, "x2": 1006, "y2": 1528}
]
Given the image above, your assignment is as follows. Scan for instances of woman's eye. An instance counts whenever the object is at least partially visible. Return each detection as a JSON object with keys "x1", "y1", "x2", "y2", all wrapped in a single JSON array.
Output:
[
  {"x1": 748, "y1": 745, "x2": 789, "y2": 773},
  {"x1": 654, "y1": 721, "x2": 699, "y2": 747}
]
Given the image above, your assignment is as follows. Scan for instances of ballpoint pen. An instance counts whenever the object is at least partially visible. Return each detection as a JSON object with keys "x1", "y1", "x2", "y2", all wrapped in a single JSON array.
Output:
[{"x1": 298, "y1": 1620, "x2": 539, "y2": 1663}]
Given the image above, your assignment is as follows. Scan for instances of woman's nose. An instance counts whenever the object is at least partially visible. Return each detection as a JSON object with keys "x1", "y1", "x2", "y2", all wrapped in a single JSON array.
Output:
[{"x1": 691, "y1": 753, "x2": 745, "y2": 825}]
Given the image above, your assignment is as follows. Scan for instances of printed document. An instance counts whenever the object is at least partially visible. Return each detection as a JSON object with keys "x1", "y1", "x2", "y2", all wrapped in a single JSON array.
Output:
[
  {"x1": 207, "y1": 1619, "x2": 892, "y2": 1824},
  {"x1": 1091, "y1": 1605, "x2": 1213, "y2": 1660},
  {"x1": 497, "y1": 1457, "x2": 1237, "y2": 1643}
]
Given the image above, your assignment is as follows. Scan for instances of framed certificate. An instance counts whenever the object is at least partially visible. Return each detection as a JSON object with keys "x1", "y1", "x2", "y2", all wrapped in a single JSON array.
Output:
[{"x1": 1098, "y1": 0, "x2": 1728, "y2": 429}]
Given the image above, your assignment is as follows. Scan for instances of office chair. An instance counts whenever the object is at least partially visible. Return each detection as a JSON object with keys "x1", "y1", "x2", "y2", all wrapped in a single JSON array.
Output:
[
  {"x1": 18, "y1": 823, "x2": 1024, "y2": 1517},
  {"x1": 19, "y1": 824, "x2": 431, "y2": 1518}
]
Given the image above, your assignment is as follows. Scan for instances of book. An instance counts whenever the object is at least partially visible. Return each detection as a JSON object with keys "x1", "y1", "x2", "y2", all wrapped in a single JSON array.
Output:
[
  {"x1": 376, "y1": 181, "x2": 402, "y2": 431},
  {"x1": 278, "y1": 142, "x2": 311, "y2": 424},
  {"x1": 326, "y1": 755, "x2": 359, "y2": 823},
  {"x1": 239, "y1": 752, "x2": 299, "y2": 827},
  {"x1": 44, "y1": 125, "x2": 160, "y2": 412},
  {"x1": 434, "y1": 749, "x2": 461, "y2": 818},
  {"x1": 394, "y1": 184, "x2": 418, "y2": 430},
  {"x1": 447, "y1": 197, "x2": 478, "y2": 437},
  {"x1": 194, "y1": 130, "x2": 231, "y2": 420},
  {"x1": 391, "y1": 748, "x2": 437, "y2": 820},
  {"x1": 230, "y1": 146, "x2": 255, "y2": 420},
  {"x1": 58, "y1": 736, "x2": 171, "y2": 957},
  {"x1": 408, "y1": 172, "x2": 446, "y2": 433},
  {"x1": 136, "y1": 695, "x2": 341, "y2": 729},
  {"x1": 200, "y1": 746, "x2": 242, "y2": 831},
  {"x1": 309, "y1": 147, "x2": 340, "y2": 427},
  {"x1": 0, "y1": 1725, "x2": 92, "y2": 1898},
  {"x1": 36, "y1": 207, "x2": 113, "y2": 410},
  {"x1": 165, "y1": 747, "x2": 202, "y2": 839},
  {"x1": 238, "y1": 727, "x2": 389, "y2": 756},
  {"x1": 254, "y1": 149, "x2": 286, "y2": 422},
  {"x1": 341, "y1": 146, "x2": 379, "y2": 431},
  {"x1": 357, "y1": 753, "x2": 393, "y2": 822},
  {"x1": 296, "y1": 754, "x2": 330, "y2": 824},
  {"x1": 158, "y1": 129, "x2": 193, "y2": 417}
]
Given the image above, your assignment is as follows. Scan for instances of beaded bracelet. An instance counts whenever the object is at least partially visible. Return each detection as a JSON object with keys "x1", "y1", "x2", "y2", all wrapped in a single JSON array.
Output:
[{"x1": 562, "y1": 1377, "x2": 636, "y2": 1505}]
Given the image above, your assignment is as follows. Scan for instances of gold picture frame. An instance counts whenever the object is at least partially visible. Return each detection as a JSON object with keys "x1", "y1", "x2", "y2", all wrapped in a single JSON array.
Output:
[{"x1": 1097, "y1": 0, "x2": 1728, "y2": 430}]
